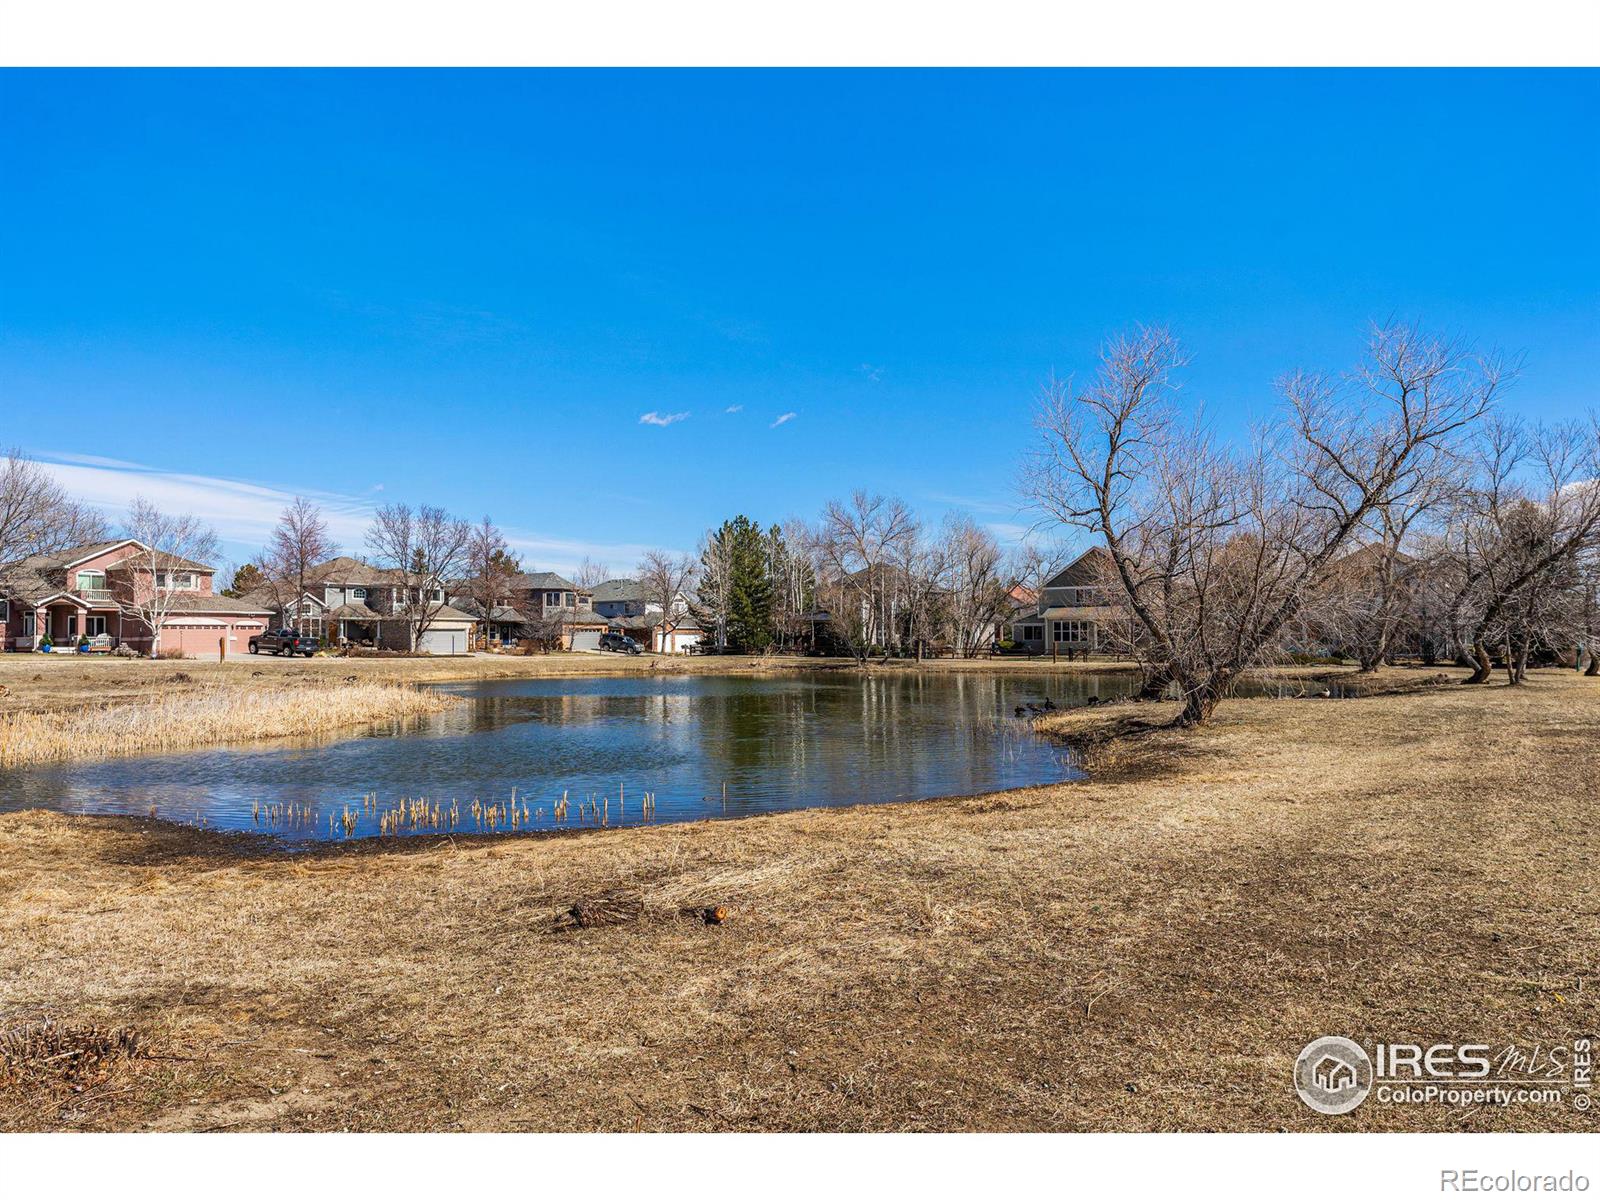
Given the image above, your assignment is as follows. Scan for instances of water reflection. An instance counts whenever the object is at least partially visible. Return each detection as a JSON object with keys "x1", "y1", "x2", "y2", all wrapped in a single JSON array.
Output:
[{"x1": 0, "y1": 671, "x2": 1136, "y2": 843}]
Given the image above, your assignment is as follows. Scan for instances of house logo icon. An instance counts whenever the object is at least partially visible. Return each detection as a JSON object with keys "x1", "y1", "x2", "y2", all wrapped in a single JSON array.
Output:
[{"x1": 1294, "y1": 1036, "x2": 1373, "y2": 1115}]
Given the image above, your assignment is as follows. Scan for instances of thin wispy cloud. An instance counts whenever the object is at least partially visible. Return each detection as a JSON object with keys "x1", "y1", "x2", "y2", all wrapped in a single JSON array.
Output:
[
  {"x1": 984, "y1": 521, "x2": 1032, "y2": 545},
  {"x1": 725, "y1": 405, "x2": 743, "y2": 414},
  {"x1": 639, "y1": 411, "x2": 690, "y2": 427},
  {"x1": 925, "y1": 491, "x2": 1018, "y2": 516},
  {"x1": 36, "y1": 454, "x2": 377, "y2": 548},
  {"x1": 30, "y1": 451, "x2": 671, "y2": 575},
  {"x1": 771, "y1": 412, "x2": 797, "y2": 428},
  {"x1": 860, "y1": 363, "x2": 883, "y2": 383}
]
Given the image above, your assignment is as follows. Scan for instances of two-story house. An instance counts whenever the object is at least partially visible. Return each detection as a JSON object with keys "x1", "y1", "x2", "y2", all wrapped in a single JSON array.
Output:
[
  {"x1": 448, "y1": 571, "x2": 609, "y2": 650},
  {"x1": 502, "y1": 571, "x2": 608, "y2": 649},
  {"x1": 590, "y1": 577, "x2": 701, "y2": 653},
  {"x1": 244, "y1": 554, "x2": 476, "y2": 654},
  {"x1": 1007, "y1": 547, "x2": 1121, "y2": 656},
  {"x1": 0, "y1": 538, "x2": 271, "y2": 656}
]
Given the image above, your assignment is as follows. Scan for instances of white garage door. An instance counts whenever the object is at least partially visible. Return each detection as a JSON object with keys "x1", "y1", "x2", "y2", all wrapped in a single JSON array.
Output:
[
  {"x1": 570, "y1": 629, "x2": 602, "y2": 651},
  {"x1": 419, "y1": 628, "x2": 466, "y2": 655}
]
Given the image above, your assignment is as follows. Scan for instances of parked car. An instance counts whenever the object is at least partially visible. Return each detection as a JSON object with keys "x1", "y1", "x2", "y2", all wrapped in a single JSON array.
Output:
[
  {"x1": 598, "y1": 633, "x2": 642, "y2": 655},
  {"x1": 249, "y1": 629, "x2": 318, "y2": 657}
]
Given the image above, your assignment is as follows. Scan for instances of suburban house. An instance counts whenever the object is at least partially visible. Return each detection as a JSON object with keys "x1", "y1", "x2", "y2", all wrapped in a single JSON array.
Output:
[
  {"x1": 448, "y1": 571, "x2": 609, "y2": 650},
  {"x1": 1007, "y1": 547, "x2": 1121, "y2": 655},
  {"x1": 244, "y1": 555, "x2": 476, "y2": 654},
  {"x1": 590, "y1": 577, "x2": 702, "y2": 653},
  {"x1": 0, "y1": 538, "x2": 271, "y2": 656}
]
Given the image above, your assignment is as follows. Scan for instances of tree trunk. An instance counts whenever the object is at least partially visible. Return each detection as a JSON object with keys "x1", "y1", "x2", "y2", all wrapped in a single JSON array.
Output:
[
  {"x1": 1585, "y1": 653, "x2": 1598, "y2": 677},
  {"x1": 1135, "y1": 667, "x2": 1171, "y2": 700},
  {"x1": 1464, "y1": 641, "x2": 1494, "y2": 685},
  {"x1": 1175, "y1": 677, "x2": 1226, "y2": 727}
]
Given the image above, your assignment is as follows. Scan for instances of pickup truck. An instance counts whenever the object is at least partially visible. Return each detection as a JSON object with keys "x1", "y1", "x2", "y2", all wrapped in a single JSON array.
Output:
[{"x1": 248, "y1": 629, "x2": 319, "y2": 657}]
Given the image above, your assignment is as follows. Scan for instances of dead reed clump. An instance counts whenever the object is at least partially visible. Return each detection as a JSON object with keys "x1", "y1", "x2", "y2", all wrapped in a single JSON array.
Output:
[
  {"x1": 0, "y1": 682, "x2": 462, "y2": 768},
  {"x1": 553, "y1": 889, "x2": 647, "y2": 930},
  {"x1": 0, "y1": 1019, "x2": 146, "y2": 1090}
]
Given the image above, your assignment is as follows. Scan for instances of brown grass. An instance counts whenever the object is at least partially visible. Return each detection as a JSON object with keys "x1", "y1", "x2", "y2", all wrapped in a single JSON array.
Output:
[
  {"x1": 0, "y1": 682, "x2": 460, "y2": 767},
  {"x1": 0, "y1": 666, "x2": 1593, "y2": 1131},
  {"x1": 0, "y1": 651, "x2": 1135, "y2": 718}
]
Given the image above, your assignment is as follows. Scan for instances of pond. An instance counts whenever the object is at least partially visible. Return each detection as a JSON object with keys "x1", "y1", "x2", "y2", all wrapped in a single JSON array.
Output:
[{"x1": 0, "y1": 670, "x2": 1139, "y2": 843}]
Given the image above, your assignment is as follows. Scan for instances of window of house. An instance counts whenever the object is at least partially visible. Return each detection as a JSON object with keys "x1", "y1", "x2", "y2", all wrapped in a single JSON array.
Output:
[
  {"x1": 158, "y1": 571, "x2": 195, "y2": 590},
  {"x1": 352, "y1": 588, "x2": 366, "y2": 599},
  {"x1": 0, "y1": 599, "x2": 8, "y2": 623},
  {"x1": 1018, "y1": 624, "x2": 1042, "y2": 641},
  {"x1": 76, "y1": 570, "x2": 107, "y2": 593},
  {"x1": 565, "y1": 592, "x2": 575, "y2": 607},
  {"x1": 546, "y1": 591, "x2": 561, "y2": 605},
  {"x1": 432, "y1": 588, "x2": 443, "y2": 602},
  {"x1": 86, "y1": 616, "x2": 107, "y2": 637},
  {"x1": 1051, "y1": 620, "x2": 1091, "y2": 643},
  {"x1": 22, "y1": 611, "x2": 35, "y2": 637}
]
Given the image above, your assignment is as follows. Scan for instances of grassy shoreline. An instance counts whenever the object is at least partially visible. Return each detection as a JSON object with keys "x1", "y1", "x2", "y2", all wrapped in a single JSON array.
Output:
[
  {"x1": 1, "y1": 666, "x2": 1593, "y2": 1131},
  {"x1": 0, "y1": 681, "x2": 461, "y2": 769},
  {"x1": 0, "y1": 650, "x2": 1139, "y2": 717}
]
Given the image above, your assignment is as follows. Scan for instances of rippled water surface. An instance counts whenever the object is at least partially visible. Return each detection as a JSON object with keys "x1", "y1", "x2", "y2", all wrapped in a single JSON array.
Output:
[{"x1": 0, "y1": 671, "x2": 1139, "y2": 843}]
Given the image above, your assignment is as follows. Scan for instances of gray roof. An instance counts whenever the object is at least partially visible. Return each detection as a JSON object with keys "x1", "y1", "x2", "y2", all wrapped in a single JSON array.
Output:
[
  {"x1": 1, "y1": 570, "x2": 61, "y2": 606},
  {"x1": 508, "y1": 571, "x2": 579, "y2": 592},
  {"x1": 589, "y1": 577, "x2": 645, "y2": 602},
  {"x1": 425, "y1": 604, "x2": 478, "y2": 626},
  {"x1": 238, "y1": 586, "x2": 327, "y2": 612},
  {"x1": 454, "y1": 600, "x2": 531, "y2": 624},
  {"x1": 610, "y1": 610, "x2": 700, "y2": 630},
  {"x1": 551, "y1": 606, "x2": 608, "y2": 628},
  {"x1": 10, "y1": 539, "x2": 132, "y2": 573},
  {"x1": 311, "y1": 556, "x2": 401, "y2": 587},
  {"x1": 1031, "y1": 605, "x2": 1114, "y2": 621},
  {"x1": 328, "y1": 601, "x2": 381, "y2": 620},
  {"x1": 163, "y1": 592, "x2": 273, "y2": 615}
]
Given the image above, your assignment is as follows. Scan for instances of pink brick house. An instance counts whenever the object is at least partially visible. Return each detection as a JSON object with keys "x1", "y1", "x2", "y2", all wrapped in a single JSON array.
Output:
[{"x1": 0, "y1": 538, "x2": 271, "y2": 657}]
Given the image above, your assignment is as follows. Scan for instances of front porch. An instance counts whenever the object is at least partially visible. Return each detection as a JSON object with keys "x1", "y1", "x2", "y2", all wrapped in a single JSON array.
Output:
[{"x1": 14, "y1": 596, "x2": 126, "y2": 652}]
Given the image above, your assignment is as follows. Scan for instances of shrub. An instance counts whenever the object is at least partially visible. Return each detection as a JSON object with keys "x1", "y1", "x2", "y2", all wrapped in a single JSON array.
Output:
[
  {"x1": 112, "y1": 644, "x2": 140, "y2": 659},
  {"x1": 155, "y1": 647, "x2": 188, "y2": 660}
]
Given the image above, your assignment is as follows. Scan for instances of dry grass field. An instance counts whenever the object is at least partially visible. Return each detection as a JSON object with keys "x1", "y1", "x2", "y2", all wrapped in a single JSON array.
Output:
[
  {"x1": 0, "y1": 649, "x2": 1130, "y2": 718},
  {"x1": 0, "y1": 666, "x2": 1594, "y2": 1132},
  {"x1": 0, "y1": 682, "x2": 460, "y2": 768}
]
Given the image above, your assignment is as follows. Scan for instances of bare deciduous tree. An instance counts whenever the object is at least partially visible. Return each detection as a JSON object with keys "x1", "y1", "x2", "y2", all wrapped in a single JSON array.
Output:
[
  {"x1": 119, "y1": 497, "x2": 223, "y2": 656},
  {"x1": 768, "y1": 518, "x2": 817, "y2": 653},
  {"x1": 365, "y1": 503, "x2": 472, "y2": 652},
  {"x1": 262, "y1": 496, "x2": 336, "y2": 635},
  {"x1": 1446, "y1": 415, "x2": 1600, "y2": 684},
  {"x1": 573, "y1": 556, "x2": 610, "y2": 590},
  {"x1": 0, "y1": 450, "x2": 108, "y2": 585},
  {"x1": 938, "y1": 515, "x2": 1009, "y2": 657},
  {"x1": 1025, "y1": 323, "x2": 1502, "y2": 724},
  {"x1": 636, "y1": 549, "x2": 698, "y2": 653},
  {"x1": 815, "y1": 491, "x2": 917, "y2": 661},
  {"x1": 461, "y1": 516, "x2": 519, "y2": 643}
]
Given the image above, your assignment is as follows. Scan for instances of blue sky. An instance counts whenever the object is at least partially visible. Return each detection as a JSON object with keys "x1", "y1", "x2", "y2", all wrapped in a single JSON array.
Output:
[{"x1": 2, "y1": 69, "x2": 1595, "y2": 571}]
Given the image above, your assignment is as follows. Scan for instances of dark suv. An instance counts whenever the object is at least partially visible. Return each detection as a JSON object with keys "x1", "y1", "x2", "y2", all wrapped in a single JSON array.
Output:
[
  {"x1": 249, "y1": 629, "x2": 318, "y2": 657},
  {"x1": 598, "y1": 633, "x2": 642, "y2": 655}
]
